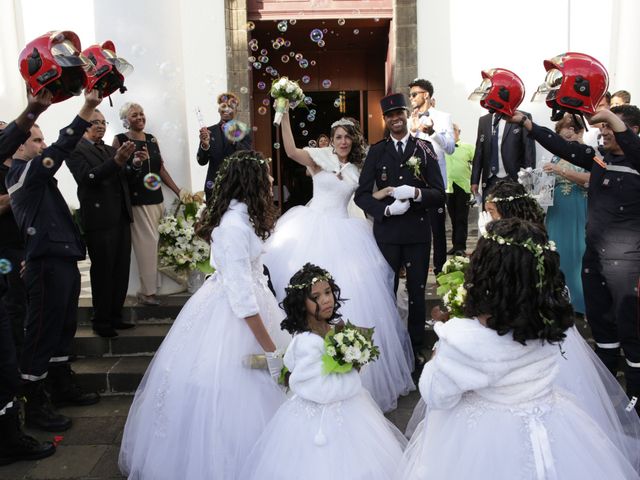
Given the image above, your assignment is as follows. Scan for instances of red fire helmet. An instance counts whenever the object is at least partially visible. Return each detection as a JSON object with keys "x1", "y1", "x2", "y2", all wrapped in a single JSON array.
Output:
[
  {"x1": 82, "y1": 40, "x2": 133, "y2": 97},
  {"x1": 532, "y1": 52, "x2": 609, "y2": 118},
  {"x1": 468, "y1": 68, "x2": 525, "y2": 117},
  {"x1": 18, "y1": 31, "x2": 92, "y2": 104}
]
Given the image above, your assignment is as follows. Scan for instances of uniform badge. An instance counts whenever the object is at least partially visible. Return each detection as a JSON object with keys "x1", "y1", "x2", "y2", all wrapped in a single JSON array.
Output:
[
  {"x1": 513, "y1": 128, "x2": 520, "y2": 134},
  {"x1": 480, "y1": 134, "x2": 485, "y2": 143},
  {"x1": 381, "y1": 166, "x2": 388, "y2": 181}
]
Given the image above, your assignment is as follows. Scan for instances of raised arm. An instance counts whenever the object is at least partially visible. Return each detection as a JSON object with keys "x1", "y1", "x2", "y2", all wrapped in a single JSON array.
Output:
[{"x1": 280, "y1": 109, "x2": 318, "y2": 171}]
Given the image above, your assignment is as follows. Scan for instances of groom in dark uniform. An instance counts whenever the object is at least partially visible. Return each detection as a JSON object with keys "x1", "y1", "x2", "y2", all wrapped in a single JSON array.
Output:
[{"x1": 355, "y1": 93, "x2": 446, "y2": 366}]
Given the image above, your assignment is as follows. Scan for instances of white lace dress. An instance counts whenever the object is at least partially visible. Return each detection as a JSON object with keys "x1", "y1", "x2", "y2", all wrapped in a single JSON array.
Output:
[
  {"x1": 397, "y1": 318, "x2": 640, "y2": 480},
  {"x1": 263, "y1": 147, "x2": 415, "y2": 412},
  {"x1": 119, "y1": 200, "x2": 288, "y2": 480},
  {"x1": 241, "y1": 331, "x2": 406, "y2": 479}
]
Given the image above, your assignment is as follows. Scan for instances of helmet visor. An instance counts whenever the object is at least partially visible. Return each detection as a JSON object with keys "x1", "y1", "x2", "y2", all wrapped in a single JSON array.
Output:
[
  {"x1": 51, "y1": 40, "x2": 91, "y2": 68},
  {"x1": 531, "y1": 68, "x2": 563, "y2": 102},
  {"x1": 102, "y1": 48, "x2": 134, "y2": 76},
  {"x1": 468, "y1": 78, "x2": 492, "y2": 101}
]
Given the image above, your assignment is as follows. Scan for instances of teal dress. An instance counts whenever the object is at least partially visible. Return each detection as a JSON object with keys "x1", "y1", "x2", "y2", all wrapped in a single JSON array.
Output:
[{"x1": 545, "y1": 156, "x2": 588, "y2": 314}]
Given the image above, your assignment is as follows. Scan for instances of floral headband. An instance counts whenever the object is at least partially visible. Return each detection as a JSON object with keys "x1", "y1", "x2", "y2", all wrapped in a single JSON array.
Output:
[
  {"x1": 485, "y1": 193, "x2": 532, "y2": 203},
  {"x1": 286, "y1": 272, "x2": 333, "y2": 291},
  {"x1": 331, "y1": 118, "x2": 355, "y2": 129},
  {"x1": 482, "y1": 232, "x2": 556, "y2": 290}
]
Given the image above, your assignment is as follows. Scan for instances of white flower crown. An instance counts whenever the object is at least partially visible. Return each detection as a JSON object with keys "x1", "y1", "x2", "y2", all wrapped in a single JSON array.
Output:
[{"x1": 331, "y1": 118, "x2": 355, "y2": 129}]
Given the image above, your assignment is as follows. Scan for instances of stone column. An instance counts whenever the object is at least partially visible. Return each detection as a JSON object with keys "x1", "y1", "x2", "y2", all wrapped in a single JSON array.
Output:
[
  {"x1": 393, "y1": 0, "x2": 417, "y2": 93},
  {"x1": 225, "y1": 0, "x2": 251, "y2": 125}
]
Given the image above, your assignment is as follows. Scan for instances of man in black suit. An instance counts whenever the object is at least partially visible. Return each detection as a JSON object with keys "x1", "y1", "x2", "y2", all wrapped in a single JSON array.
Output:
[
  {"x1": 67, "y1": 109, "x2": 137, "y2": 338},
  {"x1": 355, "y1": 93, "x2": 446, "y2": 365},
  {"x1": 470, "y1": 111, "x2": 536, "y2": 200},
  {"x1": 197, "y1": 92, "x2": 252, "y2": 199},
  {"x1": 6, "y1": 90, "x2": 101, "y2": 432}
]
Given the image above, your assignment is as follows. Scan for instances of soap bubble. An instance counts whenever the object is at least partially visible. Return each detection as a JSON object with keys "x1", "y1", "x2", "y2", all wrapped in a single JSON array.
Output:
[
  {"x1": 308, "y1": 140, "x2": 317, "y2": 147},
  {"x1": 0, "y1": 259, "x2": 12, "y2": 274},
  {"x1": 290, "y1": 19, "x2": 297, "y2": 25},
  {"x1": 131, "y1": 44, "x2": 147, "y2": 57},
  {"x1": 338, "y1": 18, "x2": 345, "y2": 26},
  {"x1": 257, "y1": 81, "x2": 266, "y2": 90},
  {"x1": 259, "y1": 56, "x2": 269, "y2": 63},
  {"x1": 289, "y1": 51, "x2": 296, "y2": 57},
  {"x1": 277, "y1": 20, "x2": 288, "y2": 32},
  {"x1": 262, "y1": 98, "x2": 271, "y2": 106},
  {"x1": 322, "y1": 79, "x2": 332, "y2": 89},
  {"x1": 309, "y1": 29, "x2": 323, "y2": 43},
  {"x1": 42, "y1": 157, "x2": 55, "y2": 168},
  {"x1": 334, "y1": 98, "x2": 341, "y2": 107},
  {"x1": 310, "y1": 60, "x2": 316, "y2": 66},
  {"x1": 253, "y1": 62, "x2": 262, "y2": 69},
  {"x1": 281, "y1": 54, "x2": 290, "y2": 63},
  {"x1": 27, "y1": 227, "x2": 36, "y2": 236},
  {"x1": 223, "y1": 120, "x2": 250, "y2": 142},
  {"x1": 260, "y1": 49, "x2": 268, "y2": 56},
  {"x1": 299, "y1": 59, "x2": 309, "y2": 68},
  {"x1": 247, "y1": 21, "x2": 255, "y2": 31},
  {"x1": 265, "y1": 66, "x2": 274, "y2": 74},
  {"x1": 143, "y1": 173, "x2": 162, "y2": 191},
  {"x1": 240, "y1": 86, "x2": 248, "y2": 94},
  {"x1": 323, "y1": 28, "x2": 328, "y2": 33},
  {"x1": 258, "y1": 106, "x2": 268, "y2": 115},
  {"x1": 310, "y1": 109, "x2": 317, "y2": 115},
  {"x1": 159, "y1": 61, "x2": 178, "y2": 79},
  {"x1": 248, "y1": 56, "x2": 256, "y2": 63},
  {"x1": 317, "y1": 40, "x2": 325, "y2": 48},
  {"x1": 250, "y1": 44, "x2": 259, "y2": 51},
  {"x1": 295, "y1": 53, "x2": 303, "y2": 61},
  {"x1": 303, "y1": 96, "x2": 313, "y2": 105},
  {"x1": 307, "y1": 114, "x2": 316, "y2": 122},
  {"x1": 284, "y1": 40, "x2": 291, "y2": 47},
  {"x1": 272, "y1": 40, "x2": 281, "y2": 50},
  {"x1": 273, "y1": 142, "x2": 281, "y2": 149},
  {"x1": 299, "y1": 122, "x2": 305, "y2": 128},
  {"x1": 302, "y1": 75, "x2": 310, "y2": 84},
  {"x1": 353, "y1": 29, "x2": 359, "y2": 35},
  {"x1": 270, "y1": 69, "x2": 279, "y2": 77},
  {"x1": 302, "y1": 130, "x2": 308, "y2": 136},
  {"x1": 206, "y1": 180, "x2": 214, "y2": 189}
]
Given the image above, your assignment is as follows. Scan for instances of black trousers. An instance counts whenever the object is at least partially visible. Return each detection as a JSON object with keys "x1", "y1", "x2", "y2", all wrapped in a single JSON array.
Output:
[
  {"x1": 428, "y1": 207, "x2": 447, "y2": 274},
  {"x1": 582, "y1": 244, "x2": 640, "y2": 397},
  {"x1": 0, "y1": 247, "x2": 26, "y2": 355},
  {"x1": 377, "y1": 242, "x2": 429, "y2": 353},
  {"x1": 0, "y1": 277, "x2": 20, "y2": 409},
  {"x1": 446, "y1": 184, "x2": 470, "y2": 252},
  {"x1": 20, "y1": 258, "x2": 80, "y2": 380},
  {"x1": 85, "y1": 221, "x2": 131, "y2": 327}
]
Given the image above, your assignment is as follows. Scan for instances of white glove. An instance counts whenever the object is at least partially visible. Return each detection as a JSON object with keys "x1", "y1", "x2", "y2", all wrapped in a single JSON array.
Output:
[
  {"x1": 265, "y1": 351, "x2": 284, "y2": 382},
  {"x1": 385, "y1": 199, "x2": 410, "y2": 217},
  {"x1": 392, "y1": 185, "x2": 416, "y2": 200},
  {"x1": 478, "y1": 210, "x2": 492, "y2": 236}
]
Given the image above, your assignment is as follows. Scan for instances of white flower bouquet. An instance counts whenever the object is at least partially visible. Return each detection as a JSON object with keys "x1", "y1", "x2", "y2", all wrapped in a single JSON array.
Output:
[
  {"x1": 322, "y1": 322, "x2": 380, "y2": 374},
  {"x1": 436, "y1": 255, "x2": 470, "y2": 318},
  {"x1": 270, "y1": 76, "x2": 305, "y2": 126},
  {"x1": 158, "y1": 191, "x2": 213, "y2": 275}
]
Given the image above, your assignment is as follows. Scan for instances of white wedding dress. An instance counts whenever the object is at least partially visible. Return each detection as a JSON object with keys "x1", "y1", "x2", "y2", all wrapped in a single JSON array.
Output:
[
  {"x1": 241, "y1": 331, "x2": 406, "y2": 479},
  {"x1": 263, "y1": 147, "x2": 415, "y2": 412},
  {"x1": 119, "y1": 201, "x2": 288, "y2": 480},
  {"x1": 397, "y1": 318, "x2": 640, "y2": 480}
]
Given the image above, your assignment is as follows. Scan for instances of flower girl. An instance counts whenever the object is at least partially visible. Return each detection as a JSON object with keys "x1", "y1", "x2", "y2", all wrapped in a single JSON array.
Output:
[
  {"x1": 119, "y1": 151, "x2": 288, "y2": 479},
  {"x1": 397, "y1": 218, "x2": 639, "y2": 479},
  {"x1": 241, "y1": 263, "x2": 406, "y2": 480}
]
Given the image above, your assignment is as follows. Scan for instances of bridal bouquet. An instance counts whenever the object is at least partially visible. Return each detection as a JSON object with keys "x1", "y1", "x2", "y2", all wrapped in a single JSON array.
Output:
[
  {"x1": 322, "y1": 322, "x2": 380, "y2": 374},
  {"x1": 270, "y1": 76, "x2": 305, "y2": 126},
  {"x1": 158, "y1": 191, "x2": 212, "y2": 274},
  {"x1": 436, "y1": 256, "x2": 470, "y2": 319}
]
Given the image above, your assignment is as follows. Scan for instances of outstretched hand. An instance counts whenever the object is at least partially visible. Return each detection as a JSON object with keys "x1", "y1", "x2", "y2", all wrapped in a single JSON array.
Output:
[
  {"x1": 26, "y1": 87, "x2": 53, "y2": 116},
  {"x1": 114, "y1": 141, "x2": 136, "y2": 166}
]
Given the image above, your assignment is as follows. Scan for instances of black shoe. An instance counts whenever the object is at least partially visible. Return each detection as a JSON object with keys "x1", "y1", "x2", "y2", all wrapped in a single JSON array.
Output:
[
  {"x1": 92, "y1": 324, "x2": 118, "y2": 338},
  {"x1": 453, "y1": 250, "x2": 467, "y2": 257},
  {"x1": 113, "y1": 321, "x2": 135, "y2": 330},
  {"x1": 23, "y1": 382, "x2": 72, "y2": 432},
  {"x1": 0, "y1": 405, "x2": 56, "y2": 465},
  {"x1": 47, "y1": 365, "x2": 101, "y2": 408},
  {"x1": 446, "y1": 247, "x2": 457, "y2": 255}
]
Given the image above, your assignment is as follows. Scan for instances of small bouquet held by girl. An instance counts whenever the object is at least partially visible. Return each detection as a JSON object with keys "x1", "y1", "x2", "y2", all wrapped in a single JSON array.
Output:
[
  {"x1": 429, "y1": 255, "x2": 469, "y2": 324},
  {"x1": 241, "y1": 263, "x2": 406, "y2": 480},
  {"x1": 270, "y1": 76, "x2": 305, "y2": 126}
]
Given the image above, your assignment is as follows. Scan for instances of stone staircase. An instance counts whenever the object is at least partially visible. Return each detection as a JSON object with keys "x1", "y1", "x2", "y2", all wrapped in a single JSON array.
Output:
[{"x1": 72, "y1": 297, "x2": 184, "y2": 396}]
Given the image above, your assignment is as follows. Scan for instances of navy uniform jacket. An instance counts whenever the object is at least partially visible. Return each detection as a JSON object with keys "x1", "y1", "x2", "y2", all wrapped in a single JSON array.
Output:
[
  {"x1": 66, "y1": 138, "x2": 133, "y2": 232},
  {"x1": 530, "y1": 124, "x2": 640, "y2": 258},
  {"x1": 196, "y1": 122, "x2": 252, "y2": 191},
  {"x1": 5, "y1": 116, "x2": 89, "y2": 261},
  {"x1": 355, "y1": 135, "x2": 446, "y2": 244}
]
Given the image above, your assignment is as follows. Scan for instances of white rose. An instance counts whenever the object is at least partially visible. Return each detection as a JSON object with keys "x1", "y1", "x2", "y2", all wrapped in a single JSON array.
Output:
[
  {"x1": 285, "y1": 84, "x2": 295, "y2": 93},
  {"x1": 343, "y1": 346, "x2": 362, "y2": 363},
  {"x1": 326, "y1": 346, "x2": 336, "y2": 357}
]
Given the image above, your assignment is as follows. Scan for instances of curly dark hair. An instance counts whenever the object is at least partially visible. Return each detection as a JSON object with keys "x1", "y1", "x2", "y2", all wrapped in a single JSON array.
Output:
[
  {"x1": 280, "y1": 263, "x2": 345, "y2": 335},
  {"x1": 611, "y1": 104, "x2": 640, "y2": 129},
  {"x1": 486, "y1": 179, "x2": 545, "y2": 225},
  {"x1": 330, "y1": 118, "x2": 366, "y2": 168},
  {"x1": 464, "y1": 218, "x2": 574, "y2": 344},
  {"x1": 195, "y1": 150, "x2": 277, "y2": 241}
]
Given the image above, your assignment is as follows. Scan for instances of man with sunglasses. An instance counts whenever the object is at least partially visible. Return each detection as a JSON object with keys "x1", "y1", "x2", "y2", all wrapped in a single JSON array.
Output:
[{"x1": 408, "y1": 79, "x2": 454, "y2": 275}]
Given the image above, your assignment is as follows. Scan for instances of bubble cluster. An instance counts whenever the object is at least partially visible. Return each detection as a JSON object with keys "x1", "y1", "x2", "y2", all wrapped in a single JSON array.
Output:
[
  {"x1": 0, "y1": 259, "x2": 12, "y2": 274},
  {"x1": 223, "y1": 120, "x2": 250, "y2": 142},
  {"x1": 143, "y1": 173, "x2": 162, "y2": 191}
]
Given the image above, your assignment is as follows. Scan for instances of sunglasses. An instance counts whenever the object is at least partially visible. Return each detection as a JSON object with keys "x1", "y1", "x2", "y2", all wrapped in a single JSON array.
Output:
[{"x1": 409, "y1": 91, "x2": 427, "y2": 98}]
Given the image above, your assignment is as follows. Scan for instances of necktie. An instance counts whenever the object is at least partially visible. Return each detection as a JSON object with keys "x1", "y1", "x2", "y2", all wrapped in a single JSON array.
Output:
[
  {"x1": 95, "y1": 141, "x2": 105, "y2": 154},
  {"x1": 490, "y1": 115, "x2": 500, "y2": 175},
  {"x1": 396, "y1": 140, "x2": 404, "y2": 157}
]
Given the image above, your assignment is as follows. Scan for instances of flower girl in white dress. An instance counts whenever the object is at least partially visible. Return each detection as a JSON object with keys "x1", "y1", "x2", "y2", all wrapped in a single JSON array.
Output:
[
  {"x1": 119, "y1": 151, "x2": 288, "y2": 480},
  {"x1": 398, "y1": 218, "x2": 639, "y2": 479},
  {"x1": 263, "y1": 108, "x2": 415, "y2": 412},
  {"x1": 241, "y1": 263, "x2": 406, "y2": 480}
]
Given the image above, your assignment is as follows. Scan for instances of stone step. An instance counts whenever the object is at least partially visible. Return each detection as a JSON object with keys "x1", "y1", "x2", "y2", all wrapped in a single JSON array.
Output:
[
  {"x1": 77, "y1": 295, "x2": 188, "y2": 325},
  {"x1": 72, "y1": 356, "x2": 152, "y2": 395},
  {"x1": 73, "y1": 324, "x2": 172, "y2": 357}
]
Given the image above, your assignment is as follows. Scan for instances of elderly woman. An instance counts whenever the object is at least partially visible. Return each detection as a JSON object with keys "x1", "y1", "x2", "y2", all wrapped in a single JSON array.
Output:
[{"x1": 113, "y1": 102, "x2": 181, "y2": 306}]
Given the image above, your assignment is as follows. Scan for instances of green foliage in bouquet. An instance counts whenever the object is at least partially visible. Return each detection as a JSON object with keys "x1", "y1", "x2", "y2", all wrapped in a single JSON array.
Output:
[
  {"x1": 436, "y1": 256, "x2": 470, "y2": 318},
  {"x1": 321, "y1": 322, "x2": 380, "y2": 375}
]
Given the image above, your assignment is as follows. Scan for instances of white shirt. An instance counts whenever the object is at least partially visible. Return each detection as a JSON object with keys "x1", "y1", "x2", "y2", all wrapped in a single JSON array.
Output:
[
  {"x1": 494, "y1": 114, "x2": 508, "y2": 179},
  {"x1": 412, "y1": 108, "x2": 455, "y2": 186}
]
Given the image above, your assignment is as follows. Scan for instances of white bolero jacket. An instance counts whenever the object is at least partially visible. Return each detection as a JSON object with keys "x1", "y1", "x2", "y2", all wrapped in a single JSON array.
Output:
[{"x1": 284, "y1": 331, "x2": 362, "y2": 404}]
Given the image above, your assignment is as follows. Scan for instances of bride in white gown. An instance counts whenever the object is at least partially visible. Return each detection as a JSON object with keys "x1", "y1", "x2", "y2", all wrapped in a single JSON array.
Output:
[
  {"x1": 119, "y1": 151, "x2": 288, "y2": 480},
  {"x1": 263, "y1": 109, "x2": 415, "y2": 412}
]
